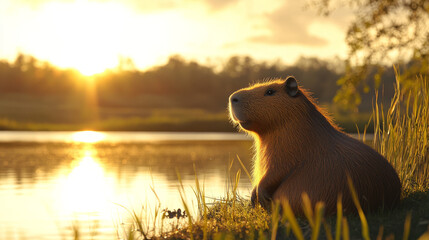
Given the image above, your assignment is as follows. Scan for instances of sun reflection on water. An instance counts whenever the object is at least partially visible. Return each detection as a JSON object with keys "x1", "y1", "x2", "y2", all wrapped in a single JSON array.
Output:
[
  {"x1": 71, "y1": 131, "x2": 105, "y2": 143},
  {"x1": 61, "y1": 149, "x2": 112, "y2": 215}
]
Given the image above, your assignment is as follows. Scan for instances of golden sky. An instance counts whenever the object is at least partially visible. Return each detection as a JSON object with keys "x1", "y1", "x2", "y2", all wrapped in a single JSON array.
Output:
[{"x1": 0, "y1": 0, "x2": 353, "y2": 75}]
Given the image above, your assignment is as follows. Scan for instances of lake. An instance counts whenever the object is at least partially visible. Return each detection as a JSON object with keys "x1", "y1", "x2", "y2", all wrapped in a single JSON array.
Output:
[{"x1": 0, "y1": 131, "x2": 254, "y2": 240}]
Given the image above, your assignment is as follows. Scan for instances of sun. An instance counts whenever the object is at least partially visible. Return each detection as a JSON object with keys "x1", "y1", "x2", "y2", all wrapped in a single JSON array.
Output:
[
  {"x1": 7, "y1": 0, "x2": 197, "y2": 75},
  {"x1": 74, "y1": 57, "x2": 112, "y2": 76},
  {"x1": 35, "y1": 1, "x2": 129, "y2": 76}
]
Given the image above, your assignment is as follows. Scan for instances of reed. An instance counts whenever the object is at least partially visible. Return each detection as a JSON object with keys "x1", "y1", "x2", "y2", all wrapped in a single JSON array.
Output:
[{"x1": 373, "y1": 71, "x2": 428, "y2": 194}]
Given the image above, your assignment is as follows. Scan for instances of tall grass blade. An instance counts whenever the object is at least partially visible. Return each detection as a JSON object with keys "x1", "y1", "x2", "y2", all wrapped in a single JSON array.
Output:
[
  {"x1": 193, "y1": 164, "x2": 208, "y2": 240},
  {"x1": 72, "y1": 220, "x2": 80, "y2": 240},
  {"x1": 403, "y1": 212, "x2": 412, "y2": 240},
  {"x1": 236, "y1": 155, "x2": 252, "y2": 181},
  {"x1": 281, "y1": 200, "x2": 304, "y2": 240},
  {"x1": 323, "y1": 220, "x2": 333, "y2": 240},
  {"x1": 310, "y1": 202, "x2": 325, "y2": 240},
  {"x1": 342, "y1": 217, "x2": 350, "y2": 240},
  {"x1": 127, "y1": 225, "x2": 135, "y2": 240},
  {"x1": 232, "y1": 169, "x2": 241, "y2": 212},
  {"x1": 270, "y1": 202, "x2": 281, "y2": 240},
  {"x1": 376, "y1": 226, "x2": 384, "y2": 240},
  {"x1": 150, "y1": 184, "x2": 161, "y2": 236},
  {"x1": 335, "y1": 194, "x2": 342, "y2": 240},
  {"x1": 347, "y1": 175, "x2": 370, "y2": 240},
  {"x1": 301, "y1": 193, "x2": 314, "y2": 228},
  {"x1": 176, "y1": 170, "x2": 194, "y2": 240},
  {"x1": 113, "y1": 203, "x2": 148, "y2": 240}
]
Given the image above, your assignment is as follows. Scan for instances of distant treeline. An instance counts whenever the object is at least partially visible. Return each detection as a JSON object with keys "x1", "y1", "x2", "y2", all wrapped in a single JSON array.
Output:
[
  {"x1": 0, "y1": 54, "x2": 397, "y2": 111},
  {"x1": 0, "y1": 54, "x2": 399, "y2": 131}
]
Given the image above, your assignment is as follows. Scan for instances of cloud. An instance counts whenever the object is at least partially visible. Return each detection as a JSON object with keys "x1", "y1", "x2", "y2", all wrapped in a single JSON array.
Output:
[
  {"x1": 249, "y1": 1, "x2": 329, "y2": 47},
  {"x1": 121, "y1": 0, "x2": 240, "y2": 13},
  {"x1": 13, "y1": 0, "x2": 180, "y2": 12},
  {"x1": 203, "y1": 0, "x2": 239, "y2": 10},
  {"x1": 121, "y1": 0, "x2": 182, "y2": 12},
  {"x1": 13, "y1": 0, "x2": 73, "y2": 8},
  {"x1": 12, "y1": 0, "x2": 239, "y2": 13}
]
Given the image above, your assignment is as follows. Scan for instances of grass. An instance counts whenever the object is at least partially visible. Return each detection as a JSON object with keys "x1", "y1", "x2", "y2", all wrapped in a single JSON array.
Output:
[
  {"x1": 105, "y1": 74, "x2": 429, "y2": 240},
  {"x1": 115, "y1": 171, "x2": 428, "y2": 240},
  {"x1": 373, "y1": 71, "x2": 428, "y2": 194}
]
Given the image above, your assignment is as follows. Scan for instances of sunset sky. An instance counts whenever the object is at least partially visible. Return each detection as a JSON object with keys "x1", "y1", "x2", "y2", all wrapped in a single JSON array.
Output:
[{"x1": 0, "y1": 0, "x2": 354, "y2": 75}]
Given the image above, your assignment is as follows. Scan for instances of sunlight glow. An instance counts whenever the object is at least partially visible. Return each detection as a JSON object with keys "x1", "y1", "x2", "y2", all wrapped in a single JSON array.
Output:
[
  {"x1": 61, "y1": 149, "x2": 112, "y2": 213},
  {"x1": 72, "y1": 131, "x2": 105, "y2": 143},
  {"x1": 35, "y1": 1, "x2": 129, "y2": 75},
  {"x1": 25, "y1": 1, "x2": 195, "y2": 75}
]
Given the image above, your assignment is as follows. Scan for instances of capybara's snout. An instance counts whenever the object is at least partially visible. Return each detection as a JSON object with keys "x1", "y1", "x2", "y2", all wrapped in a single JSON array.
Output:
[
  {"x1": 228, "y1": 92, "x2": 242, "y2": 122},
  {"x1": 229, "y1": 91, "x2": 243, "y2": 106},
  {"x1": 228, "y1": 90, "x2": 252, "y2": 129}
]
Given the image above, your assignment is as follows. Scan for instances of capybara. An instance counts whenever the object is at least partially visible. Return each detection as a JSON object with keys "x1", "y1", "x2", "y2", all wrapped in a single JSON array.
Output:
[{"x1": 228, "y1": 76, "x2": 401, "y2": 214}]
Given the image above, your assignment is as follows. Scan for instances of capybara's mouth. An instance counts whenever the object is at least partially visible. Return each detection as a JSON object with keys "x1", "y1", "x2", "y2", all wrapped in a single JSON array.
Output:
[
  {"x1": 229, "y1": 108, "x2": 239, "y2": 122},
  {"x1": 231, "y1": 113, "x2": 250, "y2": 127},
  {"x1": 229, "y1": 111, "x2": 251, "y2": 129},
  {"x1": 229, "y1": 107, "x2": 247, "y2": 124},
  {"x1": 231, "y1": 114, "x2": 241, "y2": 123},
  {"x1": 237, "y1": 120, "x2": 252, "y2": 130}
]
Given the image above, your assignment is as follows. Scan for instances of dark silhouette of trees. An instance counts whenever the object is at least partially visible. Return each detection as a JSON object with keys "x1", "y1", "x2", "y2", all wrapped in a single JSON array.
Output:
[{"x1": 0, "y1": 54, "x2": 82, "y2": 95}]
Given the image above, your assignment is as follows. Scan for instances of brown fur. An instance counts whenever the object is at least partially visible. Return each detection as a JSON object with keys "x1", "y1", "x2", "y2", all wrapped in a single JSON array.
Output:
[{"x1": 228, "y1": 77, "x2": 401, "y2": 215}]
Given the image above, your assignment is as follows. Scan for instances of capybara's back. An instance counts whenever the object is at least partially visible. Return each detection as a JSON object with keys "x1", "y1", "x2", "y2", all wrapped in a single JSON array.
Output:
[{"x1": 228, "y1": 77, "x2": 401, "y2": 214}]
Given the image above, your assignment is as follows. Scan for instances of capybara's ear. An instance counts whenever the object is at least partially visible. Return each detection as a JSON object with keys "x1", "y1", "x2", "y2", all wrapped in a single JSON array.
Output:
[{"x1": 285, "y1": 76, "x2": 298, "y2": 97}]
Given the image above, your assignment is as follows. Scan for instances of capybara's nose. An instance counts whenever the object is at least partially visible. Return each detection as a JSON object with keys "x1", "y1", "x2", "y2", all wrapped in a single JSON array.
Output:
[{"x1": 230, "y1": 93, "x2": 240, "y2": 104}]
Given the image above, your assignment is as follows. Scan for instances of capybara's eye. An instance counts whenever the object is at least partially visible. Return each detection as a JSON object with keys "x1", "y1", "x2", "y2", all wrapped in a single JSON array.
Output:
[{"x1": 265, "y1": 89, "x2": 276, "y2": 96}]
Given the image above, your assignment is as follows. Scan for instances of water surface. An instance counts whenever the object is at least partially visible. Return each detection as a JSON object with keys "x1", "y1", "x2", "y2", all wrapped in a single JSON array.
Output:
[{"x1": 0, "y1": 131, "x2": 253, "y2": 240}]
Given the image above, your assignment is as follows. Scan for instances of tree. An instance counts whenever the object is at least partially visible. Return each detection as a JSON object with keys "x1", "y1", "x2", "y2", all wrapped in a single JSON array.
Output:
[{"x1": 311, "y1": 0, "x2": 429, "y2": 110}]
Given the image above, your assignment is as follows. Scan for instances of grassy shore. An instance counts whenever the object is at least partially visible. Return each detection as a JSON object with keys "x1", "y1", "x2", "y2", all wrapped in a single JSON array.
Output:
[{"x1": 109, "y1": 75, "x2": 428, "y2": 240}]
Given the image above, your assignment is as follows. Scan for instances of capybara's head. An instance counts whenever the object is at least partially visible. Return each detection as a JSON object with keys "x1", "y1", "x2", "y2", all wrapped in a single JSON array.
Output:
[{"x1": 229, "y1": 77, "x2": 305, "y2": 133}]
